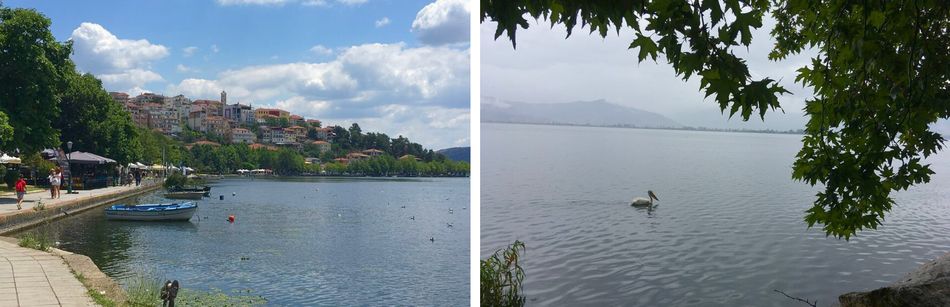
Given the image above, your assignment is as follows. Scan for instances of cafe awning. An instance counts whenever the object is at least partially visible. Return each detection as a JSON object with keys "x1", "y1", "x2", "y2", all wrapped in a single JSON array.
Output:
[
  {"x1": 0, "y1": 153, "x2": 21, "y2": 164},
  {"x1": 65, "y1": 151, "x2": 116, "y2": 165}
]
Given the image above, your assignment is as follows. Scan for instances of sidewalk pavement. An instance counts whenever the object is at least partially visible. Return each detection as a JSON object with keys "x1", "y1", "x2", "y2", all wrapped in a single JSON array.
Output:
[
  {"x1": 0, "y1": 239, "x2": 95, "y2": 306},
  {"x1": 0, "y1": 180, "x2": 159, "y2": 216}
]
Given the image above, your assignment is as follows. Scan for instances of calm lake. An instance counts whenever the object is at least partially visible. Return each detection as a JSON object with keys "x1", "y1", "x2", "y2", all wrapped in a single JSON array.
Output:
[
  {"x1": 481, "y1": 122, "x2": 950, "y2": 306},
  {"x1": 18, "y1": 177, "x2": 470, "y2": 306}
]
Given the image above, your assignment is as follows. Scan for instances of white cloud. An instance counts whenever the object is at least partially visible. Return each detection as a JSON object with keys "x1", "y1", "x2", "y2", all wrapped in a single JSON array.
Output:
[
  {"x1": 70, "y1": 23, "x2": 169, "y2": 73},
  {"x1": 211, "y1": 44, "x2": 220, "y2": 53},
  {"x1": 182, "y1": 46, "x2": 198, "y2": 57},
  {"x1": 301, "y1": 0, "x2": 328, "y2": 6},
  {"x1": 375, "y1": 17, "x2": 390, "y2": 28},
  {"x1": 165, "y1": 42, "x2": 469, "y2": 148},
  {"x1": 309, "y1": 45, "x2": 334, "y2": 56},
  {"x1": 176, "y1": 64, "x2": 196, "y2": 73},
  {"x1": 126, "y1": 86, "x2": 151, "y2": 97},
  {"x1": 219, "y1": 0, "x2": 365, "y2": 6},
  {"x1": 337, "y1": 0, "x2": 368, "y2": 5},
  {"x1": 69, "y1": 23, "x2": 168, "y2": 91},
  {"x1": 169, "y1": 42, "x2": 467, "y2": 108},
  {"x1": 216, "y1": 0, "x2": 288, "y2": 6},
  {"x1": 411, "y1": 0, "x2": 470, "y2": 45}
]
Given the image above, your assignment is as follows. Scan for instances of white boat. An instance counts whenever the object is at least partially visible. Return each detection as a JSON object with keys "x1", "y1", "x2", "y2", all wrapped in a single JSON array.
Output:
[{"x1": 104, "y1": 202, "x2": 197, "y2": 221}]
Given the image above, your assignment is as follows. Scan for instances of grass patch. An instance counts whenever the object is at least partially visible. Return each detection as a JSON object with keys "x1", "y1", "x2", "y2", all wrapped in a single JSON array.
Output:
[
  {"x1": 17, "y1": 232, "x2": 53, "y2": 251},
  {"x1": 481, "y1": 240, "x2": 527, "y2": 307},
  {"x1": 70, "y1": 269, "x2": 118, "y2": 307},
  {"x1": 87, "y1": 288, "x2": 117, "y2": 307},
  {"x1": 125, "y1": 273, "x2": 266, "y2": 306}
]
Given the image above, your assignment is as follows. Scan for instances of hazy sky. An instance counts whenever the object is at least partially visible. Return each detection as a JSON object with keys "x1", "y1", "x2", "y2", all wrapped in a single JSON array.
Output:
[
  {"x1": 481, "y1": 17, "x2": 816, "y2": 131},
  {"x1": 7, "y1": 0, "x2": 470, "y2": 149}
]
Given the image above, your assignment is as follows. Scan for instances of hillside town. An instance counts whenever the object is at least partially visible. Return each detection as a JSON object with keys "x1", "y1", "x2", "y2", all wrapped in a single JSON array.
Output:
[{"x1": 111, "y1": 90, "x2": 334, "y2": 152}]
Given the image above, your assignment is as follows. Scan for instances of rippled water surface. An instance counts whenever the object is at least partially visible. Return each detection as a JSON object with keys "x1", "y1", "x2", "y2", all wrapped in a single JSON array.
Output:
[
  {"x1": 481, "y1": 123, "x2": 950, "y2": 306},
  {"x1": 19, "y1": 177, "x2": 469, "y2": 306}
]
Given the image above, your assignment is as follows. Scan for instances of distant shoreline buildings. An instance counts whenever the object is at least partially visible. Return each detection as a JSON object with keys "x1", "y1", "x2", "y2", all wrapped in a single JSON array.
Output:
[{"x1": 110, "y1": 90, "x2": 335, "y2": 153}]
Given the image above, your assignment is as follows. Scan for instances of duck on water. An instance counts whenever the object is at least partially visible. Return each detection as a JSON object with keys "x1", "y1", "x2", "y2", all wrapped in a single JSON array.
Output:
[{"x1": 631, "y1": 190, "x2": 659, "y2": 206}]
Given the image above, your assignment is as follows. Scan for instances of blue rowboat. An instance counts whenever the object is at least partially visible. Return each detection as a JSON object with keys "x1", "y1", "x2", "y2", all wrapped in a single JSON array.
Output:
[{"x1": 105, "y1": 202, "x2": 197, "y2": 221}]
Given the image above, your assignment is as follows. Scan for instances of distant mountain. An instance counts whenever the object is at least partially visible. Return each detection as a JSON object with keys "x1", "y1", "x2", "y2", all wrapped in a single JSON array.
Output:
[
  {"x1": 482, "y1": 99, "x2": 682, "y2": 128},
  {"x1": 437, "y1": 147, "x2": 470, "y2": 162}
]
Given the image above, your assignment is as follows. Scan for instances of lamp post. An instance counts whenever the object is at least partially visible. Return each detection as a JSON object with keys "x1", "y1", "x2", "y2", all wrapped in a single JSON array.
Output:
[{"x1": 66, "y1": 141, "x2": 76, "y2": 194}]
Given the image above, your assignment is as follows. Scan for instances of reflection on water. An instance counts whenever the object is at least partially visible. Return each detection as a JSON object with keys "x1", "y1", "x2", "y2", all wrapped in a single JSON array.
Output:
[
  {"x1": 481, "y1": 123, "x2": 950, "y2": 306},
  {"x1": 18, "y1": 177, "x2": 470, "y2": 306}
]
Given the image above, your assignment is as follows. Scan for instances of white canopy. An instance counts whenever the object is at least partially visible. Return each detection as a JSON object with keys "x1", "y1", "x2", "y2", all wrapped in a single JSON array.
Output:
[{"x1": 0, "y1": 153, "x2": 21, "y2": 164}]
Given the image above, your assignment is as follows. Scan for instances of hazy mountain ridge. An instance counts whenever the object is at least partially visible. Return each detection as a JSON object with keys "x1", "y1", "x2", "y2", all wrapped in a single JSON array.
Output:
[
  {"x1": 437, "y1": 147, "x2": 470, "y2": 162},
  {"x1": 483, "y1": 99, "x2": 683, "y2": 128}
]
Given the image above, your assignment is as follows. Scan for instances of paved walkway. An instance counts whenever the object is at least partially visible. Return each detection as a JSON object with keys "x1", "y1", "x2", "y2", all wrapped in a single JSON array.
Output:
[
  {"x1": 0, "y1": 179, "x2": 160, "y2": 215},
  {"x1": 0, "y1": 239, "x2": 95, "y2": 306}
]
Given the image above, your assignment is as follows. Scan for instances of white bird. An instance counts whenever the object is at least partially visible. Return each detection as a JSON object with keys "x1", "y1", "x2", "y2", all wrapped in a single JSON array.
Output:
[{"x1": 631, "y1": 190, "x2": 659, "y2": 206}]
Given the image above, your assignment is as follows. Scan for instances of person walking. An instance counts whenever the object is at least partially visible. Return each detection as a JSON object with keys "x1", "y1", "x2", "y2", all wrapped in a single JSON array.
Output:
[
  {"x1": 47, "y1": 168, "x2": 59, "y2": 199},
  {"x1": 15, "y1": 174, "x2": 26, "y2": 210},
  {"x1": 134, "y1": 170, "x2": 141, "y2": 186}
]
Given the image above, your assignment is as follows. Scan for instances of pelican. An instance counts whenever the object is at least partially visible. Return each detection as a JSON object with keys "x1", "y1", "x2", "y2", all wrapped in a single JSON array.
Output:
[{"x1": 631, "y1": 190, "x2": 659, "y2": 206}]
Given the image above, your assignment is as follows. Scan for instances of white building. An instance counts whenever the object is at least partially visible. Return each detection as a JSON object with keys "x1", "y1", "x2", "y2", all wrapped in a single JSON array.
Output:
[{"x1": 230, "y1": 128, "x2": 255, "y2": 143}]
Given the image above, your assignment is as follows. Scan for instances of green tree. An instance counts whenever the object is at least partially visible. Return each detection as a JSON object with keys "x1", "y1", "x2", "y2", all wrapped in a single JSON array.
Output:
[
  {"x1": 0, "y1": 5, "x2": 73, "y2": 152},
  {"x1": 348, "y1": 123, "x2": 363, "y2": 148},
  {"x1": 0, "y1": 112, "x2": 13, "y2": 147},
  {"x1": 483, "y1": 1, "x2": 950, "y2": 239},
  {"x1": 57, "y1": 73, "x2": 142, "y2": 164}
]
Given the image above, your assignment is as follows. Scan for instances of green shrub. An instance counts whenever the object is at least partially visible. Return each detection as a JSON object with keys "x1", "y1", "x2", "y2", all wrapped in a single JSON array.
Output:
[
  {"x1": 125, "y1": 274, "x2": 163, "y2": 307},
  {"x1": 481, "y1": 240, "x2": 527, "y2": 307},
  {"x1": 18, "y1": 232, "x2": 53, "y2": 251},
  {"x1": 163, "y1": 173, "x2": 188, "y2": 189},
  {"x1": 4, "y1": 169, "x2": 19, "y2": 188}
]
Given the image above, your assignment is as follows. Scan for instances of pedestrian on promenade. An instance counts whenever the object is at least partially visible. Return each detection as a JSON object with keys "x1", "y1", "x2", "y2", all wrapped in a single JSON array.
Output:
[
  {"x1": 134, "y1": 170, "x2": 141, "y2": 186},
  {"x1": 57, "y1": 167, "x2": 64, "y2": 198},
  {"x1": 15, "y1": 174, "x2": 26, "y2": 210},
  {"x1": 47, "y1": 168, "x2": 59, "y2": 199}
]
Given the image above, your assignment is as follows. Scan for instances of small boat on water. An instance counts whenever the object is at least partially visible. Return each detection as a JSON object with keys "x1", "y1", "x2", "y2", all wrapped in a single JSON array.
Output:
[
  {"x1": 164, "y1": 191, "x2": 206, "y2": 200},
  {"x1": 105, "y1": 202, "x2": 197, "y2": 221},
  {"x1": 168, "y1": 186, "x2": 211, "y2": 196}
]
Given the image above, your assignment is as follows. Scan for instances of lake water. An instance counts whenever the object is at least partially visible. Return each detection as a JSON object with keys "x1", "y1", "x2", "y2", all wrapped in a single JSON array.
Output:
[
  {"x1": 18, "y1": 177, "x2": 470, "y2": 306},
  {"x1": 481, "y1": 123, "x2": 950, "y2": 306}
]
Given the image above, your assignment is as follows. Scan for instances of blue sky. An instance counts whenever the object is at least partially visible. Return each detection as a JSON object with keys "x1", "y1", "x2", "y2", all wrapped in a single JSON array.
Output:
[{"x1": 7, "y1": 0, "x2": 470, "y2": 149}]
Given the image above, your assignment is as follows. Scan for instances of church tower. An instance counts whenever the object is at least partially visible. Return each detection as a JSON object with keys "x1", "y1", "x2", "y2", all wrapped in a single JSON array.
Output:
[{"x1": 221, "y1": 90, "x2": 227, "y2": 104}]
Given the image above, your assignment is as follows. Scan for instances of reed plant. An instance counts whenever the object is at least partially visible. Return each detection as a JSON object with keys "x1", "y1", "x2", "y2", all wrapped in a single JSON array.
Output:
[{"x1": 480, "y1": 240, "x2": 526, "y2": 307}]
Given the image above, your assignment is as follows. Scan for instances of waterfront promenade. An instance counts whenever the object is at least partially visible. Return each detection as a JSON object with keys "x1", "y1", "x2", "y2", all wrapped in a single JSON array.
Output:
[
  {"x1": 0, "y1": 180, "x2": 161, "y2": 234},
  {"x1": 0, "y1": 239, "x2": 95, "y2": 306}
]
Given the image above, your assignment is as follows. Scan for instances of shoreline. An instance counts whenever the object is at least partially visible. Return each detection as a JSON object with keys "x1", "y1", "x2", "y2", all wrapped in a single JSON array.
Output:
[{"x1": 0, "y1": 181, "x2": 162, "y2": 235}]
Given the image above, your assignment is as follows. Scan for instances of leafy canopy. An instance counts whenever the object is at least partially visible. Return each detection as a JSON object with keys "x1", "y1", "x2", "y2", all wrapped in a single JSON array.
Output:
[
  {"x1": 482, "y1": 0, "x2": 950, "y2": 239},
  {"x1": 0, "y1": 5, "x2": 72, "y2": 152}
]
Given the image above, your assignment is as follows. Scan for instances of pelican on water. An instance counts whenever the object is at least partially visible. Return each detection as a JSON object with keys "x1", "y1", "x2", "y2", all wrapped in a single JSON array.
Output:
[{"x1": 631, "y1": 190, "x2": 659, "y2": 206}]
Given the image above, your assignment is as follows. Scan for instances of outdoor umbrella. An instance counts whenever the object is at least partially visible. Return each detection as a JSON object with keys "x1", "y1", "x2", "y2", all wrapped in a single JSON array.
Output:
[{"x1": 0, "y1": 153, "x2": 21, "y2": 164}]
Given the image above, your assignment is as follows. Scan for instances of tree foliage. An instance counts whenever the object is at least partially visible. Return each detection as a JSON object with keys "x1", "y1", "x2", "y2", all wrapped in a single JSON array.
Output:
[
  {"x1": 57, "y1": 73, "x2": 142, "y2": 164},
  {"x1": 0, "y1": 6, "x2": 72, "y2": 152},
  {"x1": 482, "y1": 0, "x2": 950, "y2": 239}
]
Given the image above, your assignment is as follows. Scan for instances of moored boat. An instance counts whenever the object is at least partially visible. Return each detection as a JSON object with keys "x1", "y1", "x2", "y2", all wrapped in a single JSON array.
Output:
[
  {"x1": 105, "y1": 202, "x2": 197, "y2": 221},
  {"x1": 168, "y1": 186, "x2": 212, "y2": 196},
  {"x1": 164, "y1": 191, "x2": 205, "y2": 200}
]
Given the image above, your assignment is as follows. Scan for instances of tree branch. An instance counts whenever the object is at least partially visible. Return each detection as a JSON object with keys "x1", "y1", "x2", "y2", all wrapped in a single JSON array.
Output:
[{"x1": 773, "y1": 289, "x2": 818, "y2": 307}]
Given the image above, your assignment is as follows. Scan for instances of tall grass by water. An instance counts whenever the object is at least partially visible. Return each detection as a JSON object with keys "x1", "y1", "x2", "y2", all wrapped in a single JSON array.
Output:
[
  {"x1": 481, "y1": 240, "x2": 526, "y2": 307},
  {"x1": 125, "y1": 272, "x2": 266, "y2": 306}
]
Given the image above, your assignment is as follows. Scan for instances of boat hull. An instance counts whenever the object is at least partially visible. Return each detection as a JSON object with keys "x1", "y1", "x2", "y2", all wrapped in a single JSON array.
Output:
[
  {"x1": 164, "y1": 192, "x2": 205, "y2": 200},
  {"x1": 105, "y1": 203, "x2": 197, "y2": 221}
]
